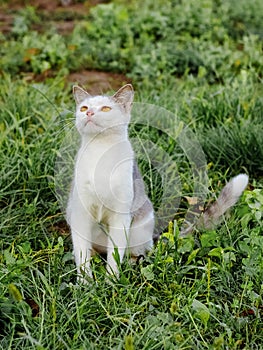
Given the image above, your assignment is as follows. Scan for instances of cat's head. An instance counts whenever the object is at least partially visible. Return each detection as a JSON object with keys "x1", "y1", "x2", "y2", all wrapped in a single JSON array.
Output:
[{"x1": 73, "y1": 84, "x2": 134, "y2": 136}]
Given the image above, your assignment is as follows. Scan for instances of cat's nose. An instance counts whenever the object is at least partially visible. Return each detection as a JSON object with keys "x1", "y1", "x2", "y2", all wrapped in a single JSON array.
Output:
[{"x1": 86, "y1": 110, "x2": 94, "y2": 117}]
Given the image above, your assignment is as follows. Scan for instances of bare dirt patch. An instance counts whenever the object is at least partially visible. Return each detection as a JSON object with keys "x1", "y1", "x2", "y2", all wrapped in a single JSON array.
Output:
[
  {"x1": 68, "y1": 70, "x2": 131, "y2": 94},
  {"x1": 0, "y1": 13, "x2": 13, "y2": 34}
]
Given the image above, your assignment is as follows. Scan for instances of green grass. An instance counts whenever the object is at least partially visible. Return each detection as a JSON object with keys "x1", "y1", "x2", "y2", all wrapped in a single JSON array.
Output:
[{"x1": 1, "y1": 0, "x2": 263, "y2": 348}]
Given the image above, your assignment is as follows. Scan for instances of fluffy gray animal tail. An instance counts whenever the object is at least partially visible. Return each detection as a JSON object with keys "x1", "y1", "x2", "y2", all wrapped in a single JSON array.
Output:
[{"x1": 180, "y1": 174, "x2": 249, "y2": 236}]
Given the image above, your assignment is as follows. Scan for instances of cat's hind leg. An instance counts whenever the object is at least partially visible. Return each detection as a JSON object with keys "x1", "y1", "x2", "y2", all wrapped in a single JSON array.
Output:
[{"x1": 129, "y1": 213, "x2": 155, "y2": 258}]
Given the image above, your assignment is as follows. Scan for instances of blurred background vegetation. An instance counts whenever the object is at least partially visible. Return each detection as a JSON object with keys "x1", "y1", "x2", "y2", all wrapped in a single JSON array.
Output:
[{"x1": 1, "y1": 0, "x2": 262, "y2": 175}]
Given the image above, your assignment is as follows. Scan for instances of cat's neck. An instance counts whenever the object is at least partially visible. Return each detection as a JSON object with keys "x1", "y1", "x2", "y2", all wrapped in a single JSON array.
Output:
[{"x1": 80, "y1": 124, "x2": 129, "y2": 147}]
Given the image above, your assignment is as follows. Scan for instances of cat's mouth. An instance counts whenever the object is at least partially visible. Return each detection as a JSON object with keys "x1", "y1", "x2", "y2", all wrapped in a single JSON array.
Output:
[{"x1": 84, "y1": 118, "x2": 100, "y2": 128}]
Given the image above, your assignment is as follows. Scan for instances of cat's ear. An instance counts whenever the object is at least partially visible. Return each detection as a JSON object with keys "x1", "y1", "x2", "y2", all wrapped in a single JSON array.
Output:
[
  {"x1": 73, "y1": 85, "x2": 91, "y2": 105},
  {"x1": 112, "y1": 84, "x2": 134, "y2": 111}
]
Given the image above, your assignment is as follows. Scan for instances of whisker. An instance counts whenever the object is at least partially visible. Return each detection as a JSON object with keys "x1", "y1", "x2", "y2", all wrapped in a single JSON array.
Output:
[
  {"x1": 55, "y1": 119, "x2": 75, "y2": 125},
  {"x1": 58, "y1": 124, "x2": 75, "y2": 133},
  {"x1": 52, "y1": 123, "x2": 76, "y2": 138}
]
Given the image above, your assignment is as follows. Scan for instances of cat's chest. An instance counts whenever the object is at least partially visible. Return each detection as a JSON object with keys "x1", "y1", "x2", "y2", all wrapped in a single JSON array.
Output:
[
  {"x1": 75, "y1": 140, "x2": 134, "y2": 199},
  {"x1": 76, "y1": 149, "x2": 107, "y2": 192}
]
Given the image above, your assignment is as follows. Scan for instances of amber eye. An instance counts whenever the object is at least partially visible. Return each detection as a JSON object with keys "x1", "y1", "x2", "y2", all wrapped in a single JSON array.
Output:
[
  {"x1": 80, "y1": 106, "x2": 88, "y2": 112},
  {"x1": 101, "y1": 106, "x2": 112, "y2": 112}
]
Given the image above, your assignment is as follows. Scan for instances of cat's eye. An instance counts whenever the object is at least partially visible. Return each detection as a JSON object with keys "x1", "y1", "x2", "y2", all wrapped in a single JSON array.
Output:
[
  {"x1": 101, "y1": 106, "x2": 112, "y2": 112},
  {"x1": 80, "y1": 106, "x2": 88, "y2": 112}
]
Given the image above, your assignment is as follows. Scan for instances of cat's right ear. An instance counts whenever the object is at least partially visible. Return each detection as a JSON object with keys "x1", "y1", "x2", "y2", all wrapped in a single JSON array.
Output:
[
  {"x1": 112, "y1": 84, "x2": 134, "y2": 112},
  {"x1": 73, "y1": 86, "x2": 91, "y2": 105}
]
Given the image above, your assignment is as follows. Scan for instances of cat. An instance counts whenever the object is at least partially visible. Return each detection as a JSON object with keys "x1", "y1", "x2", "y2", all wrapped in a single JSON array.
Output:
[{"x1": 67, "y1": 84, "x2": 248, "y2": 281}]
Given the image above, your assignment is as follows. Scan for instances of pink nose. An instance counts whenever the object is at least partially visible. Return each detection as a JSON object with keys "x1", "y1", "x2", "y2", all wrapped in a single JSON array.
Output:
[{"x1": 87, "y1": 110, "x2": 94, "y2": 117}]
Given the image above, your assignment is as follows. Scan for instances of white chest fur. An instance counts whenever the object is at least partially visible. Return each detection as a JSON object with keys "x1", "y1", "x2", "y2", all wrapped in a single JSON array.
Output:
[{"x1": 74, "y1": 136, "x2": 134, "y2": 216}]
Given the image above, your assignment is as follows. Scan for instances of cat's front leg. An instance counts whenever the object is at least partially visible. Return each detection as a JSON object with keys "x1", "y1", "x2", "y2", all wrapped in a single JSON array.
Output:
[
  {"x1": 106, "y1": 214, "x2": 131, "y2": 276},
  {"x1": 70, "y1": 209, "x2": 94, "y2": 282}
]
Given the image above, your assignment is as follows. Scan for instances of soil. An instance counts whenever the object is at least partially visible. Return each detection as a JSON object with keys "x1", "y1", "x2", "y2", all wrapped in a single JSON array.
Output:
[
  {"x1": 67, "y1": 70, "x2": 131, "y2": 95},
  {"x1": 0, "y1": 0, "x2": 130, "y2": 93}
]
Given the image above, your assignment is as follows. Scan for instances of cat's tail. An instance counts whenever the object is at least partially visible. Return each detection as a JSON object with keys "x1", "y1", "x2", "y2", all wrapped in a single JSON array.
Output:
[{"x1": 180, "y1": 174, "x2": 249, "y2": 236}]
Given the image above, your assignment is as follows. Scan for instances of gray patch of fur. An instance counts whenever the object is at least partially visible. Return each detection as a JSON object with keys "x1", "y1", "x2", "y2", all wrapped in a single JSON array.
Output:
[{"x1": 131, "y1": 162, "x2": 154, "y2": 221}]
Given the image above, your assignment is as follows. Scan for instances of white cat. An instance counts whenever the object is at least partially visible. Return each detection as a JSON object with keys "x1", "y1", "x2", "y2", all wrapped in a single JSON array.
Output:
[
  {"x1": 67, "y1": 84, "x2": 154, "y2": 279},
  {"x1": 67, "y1": 84, "x2": 248, "y2": 280}
]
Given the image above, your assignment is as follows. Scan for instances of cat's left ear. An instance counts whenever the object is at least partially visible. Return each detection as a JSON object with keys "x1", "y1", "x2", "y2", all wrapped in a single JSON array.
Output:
[
  {"x1": 112, "y1": 84, "x2": 134, "y2": 112},
  {"x1": 73, "y1": 85, "x2": 91, "y2": 105}
]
